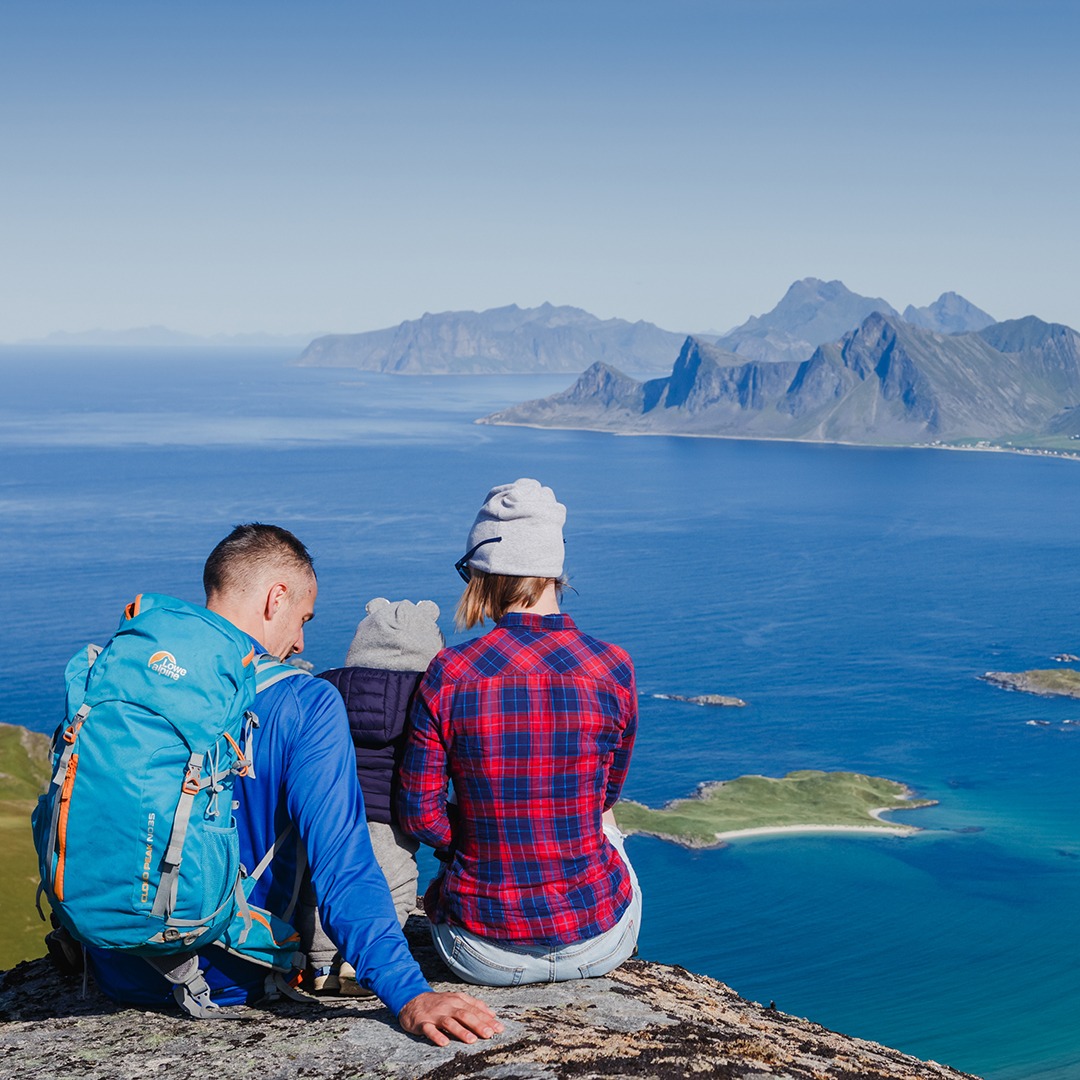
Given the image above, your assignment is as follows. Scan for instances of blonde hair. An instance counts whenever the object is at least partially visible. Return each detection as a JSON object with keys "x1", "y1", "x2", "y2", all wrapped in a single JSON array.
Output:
[{"x1": 455, "y1": 570, "x2": 565, "y2": 631}]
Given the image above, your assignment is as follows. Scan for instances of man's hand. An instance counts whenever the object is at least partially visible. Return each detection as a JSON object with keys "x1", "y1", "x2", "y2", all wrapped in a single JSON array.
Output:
[{"x1": 398, "y1": 990, "x2": 504, "y2": 1047}]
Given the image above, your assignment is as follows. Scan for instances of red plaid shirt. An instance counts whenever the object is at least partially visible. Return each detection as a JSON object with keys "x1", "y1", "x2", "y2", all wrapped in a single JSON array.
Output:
[{"x1": 398, "y1": 612, "x2": 637, "y2": 946}]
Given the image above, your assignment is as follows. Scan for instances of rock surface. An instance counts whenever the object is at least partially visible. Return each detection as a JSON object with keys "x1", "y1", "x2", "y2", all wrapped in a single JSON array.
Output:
[{"x1": 0, "y1": 915, "x2": 978, "y2": 1080}]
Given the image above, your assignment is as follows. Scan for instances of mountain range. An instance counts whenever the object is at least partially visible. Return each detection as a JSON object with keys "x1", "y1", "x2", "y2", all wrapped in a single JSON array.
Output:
[
  {"x1": 480, "y1": 312, "x2": 1080, "y2": 449},
  {"x1": 295, "y1": 280, "x2": 997, "y2": 376},
  {"x1": 295, "y1": 303, "x2": 686, "y2": 375},
  {"x1": 12, "y1": 280, "x2": 1000, "y2": 377}
]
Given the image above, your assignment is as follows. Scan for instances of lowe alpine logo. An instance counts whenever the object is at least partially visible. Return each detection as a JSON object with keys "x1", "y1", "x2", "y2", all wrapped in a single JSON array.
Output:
[{"x1": 148, "y1": 650, "x2": 188, "y2": 681}]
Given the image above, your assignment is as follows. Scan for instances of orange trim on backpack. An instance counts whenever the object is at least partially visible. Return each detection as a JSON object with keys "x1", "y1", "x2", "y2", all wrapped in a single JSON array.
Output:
[
  {"x1": 124, "y1": 594, "x2": 143, "y2": 620},
  {"x1": 54, "y1": 753, "x2": 79, "y2": 902},
  {"x1": 222, "y1": 732, "x2": 248, "y2": 776},
  {"x1": 246, "y1": 910, "x2": 299, "y2": 948},
  {"x1": 181, "y1": 763, "x2": 202, "y2": 796},
  {"x1": 62, "y1": 718, "x2": 85, "y2": 745},
  {"x1": 242, "y1": 647, "x2": 256, "y2": 667}
]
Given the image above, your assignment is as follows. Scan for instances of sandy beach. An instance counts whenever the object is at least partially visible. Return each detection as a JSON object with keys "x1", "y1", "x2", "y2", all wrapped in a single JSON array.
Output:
[
  {"x1": 715, "y1": 805, "x2": 922, "y2": 842},
  {"x1": 715, "y1": 822, "x2": 918, "y2": 841}
]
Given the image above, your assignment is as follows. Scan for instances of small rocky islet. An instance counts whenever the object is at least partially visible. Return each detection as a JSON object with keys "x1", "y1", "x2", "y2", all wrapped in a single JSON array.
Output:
[
  {"x1": 980, "y1": 667, "x2": 1080, "y2": 700},
  {"x1": 652, "y1": 691, "x2": 747, "y2": 707}
]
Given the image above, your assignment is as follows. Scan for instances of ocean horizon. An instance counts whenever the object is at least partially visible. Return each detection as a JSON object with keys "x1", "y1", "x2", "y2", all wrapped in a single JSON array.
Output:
[{"x1": 4, "y1": 346, "x2": 1079, "y2": 1080}]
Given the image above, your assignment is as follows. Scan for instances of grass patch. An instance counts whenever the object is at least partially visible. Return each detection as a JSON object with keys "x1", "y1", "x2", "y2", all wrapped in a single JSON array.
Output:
[
  {"x1": 614, "y1": 770, "x2": 934, "y2": 848},
  {"x1": 0, "y1": 723, "x2": 52, "y2": 969},
  {"x1": 1015, "y1": 669, "x2": 1080, "y2": 695}
]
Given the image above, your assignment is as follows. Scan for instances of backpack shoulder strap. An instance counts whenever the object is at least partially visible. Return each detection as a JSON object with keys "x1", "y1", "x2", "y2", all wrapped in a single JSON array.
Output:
[{"x1": 255, "y1": 655, "x2": 309, "y2": 694}]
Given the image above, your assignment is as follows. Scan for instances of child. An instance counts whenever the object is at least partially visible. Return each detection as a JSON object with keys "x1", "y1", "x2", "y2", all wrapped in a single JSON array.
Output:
[{"x1": 301, "y1": 597, "x2": 444, "y2": 994}]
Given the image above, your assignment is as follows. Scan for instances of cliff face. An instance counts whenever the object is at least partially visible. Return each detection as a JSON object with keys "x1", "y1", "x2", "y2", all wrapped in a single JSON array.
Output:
[{"x1": 0, "y1": 915, "x2": 978, "y2": 1080}]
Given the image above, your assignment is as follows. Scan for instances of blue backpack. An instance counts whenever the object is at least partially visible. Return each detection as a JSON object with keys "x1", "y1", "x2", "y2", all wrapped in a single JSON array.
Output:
[{"x1": 33, "y1": 594, "x2": 307, "y2": 1018}]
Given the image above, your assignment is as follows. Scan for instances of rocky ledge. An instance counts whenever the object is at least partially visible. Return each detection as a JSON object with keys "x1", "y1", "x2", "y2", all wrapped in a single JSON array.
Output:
[{"x1": 0, "y1": 915, "x2": 977, "y2": 1080}]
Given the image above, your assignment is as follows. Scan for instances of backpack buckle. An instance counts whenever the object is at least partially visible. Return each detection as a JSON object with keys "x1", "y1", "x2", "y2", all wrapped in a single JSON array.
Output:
[{"x1": 182, "y1": 764, "x2": 202, "y2": 795}]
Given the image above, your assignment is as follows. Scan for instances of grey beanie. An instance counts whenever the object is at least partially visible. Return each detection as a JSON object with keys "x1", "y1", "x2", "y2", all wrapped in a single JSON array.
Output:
[
  {"x1": 345, "y1": 598, "x2": 445, "y2": 672},
  {"x1": 462, "y1": 477, "x2": 566, "y2": 578}
]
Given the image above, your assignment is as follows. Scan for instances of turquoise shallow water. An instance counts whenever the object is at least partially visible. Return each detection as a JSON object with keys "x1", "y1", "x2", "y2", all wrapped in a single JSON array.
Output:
[{"x1": 3, "y1": 348, "x2": 1079, "y2": 1078}]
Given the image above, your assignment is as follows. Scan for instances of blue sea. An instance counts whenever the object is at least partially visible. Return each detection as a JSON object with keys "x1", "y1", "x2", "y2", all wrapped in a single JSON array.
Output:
[{"x1": 3, "y1": 347, "x2": 1079, "y2": 1079}]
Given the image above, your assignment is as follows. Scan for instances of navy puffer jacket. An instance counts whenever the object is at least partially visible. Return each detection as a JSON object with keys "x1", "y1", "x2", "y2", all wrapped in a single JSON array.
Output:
[{"x1": 317, "y1": 666, "x2": 424, "y2": 825}]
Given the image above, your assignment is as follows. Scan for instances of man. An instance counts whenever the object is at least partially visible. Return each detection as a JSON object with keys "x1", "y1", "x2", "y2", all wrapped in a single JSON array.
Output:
[{"x1": 91, "y1": 523, "x2": 501, "y2": 1046}]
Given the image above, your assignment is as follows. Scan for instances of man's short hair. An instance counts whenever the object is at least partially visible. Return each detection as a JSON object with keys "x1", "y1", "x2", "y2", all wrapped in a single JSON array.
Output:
[{"x1": 203, "y1": 523, "x2": 315, "y2": 600}]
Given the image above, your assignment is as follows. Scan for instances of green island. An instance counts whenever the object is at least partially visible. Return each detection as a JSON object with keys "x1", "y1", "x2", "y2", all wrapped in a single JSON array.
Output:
[
  {"x1": 613, "y1": 770, "x2": 936, "y2": 849},
  {"x1": 0, "y1": 723, "x2": 51, "y2": 969},
  {"x1": 981, "y1": 668, "x2": 1080, "y2": 700}
]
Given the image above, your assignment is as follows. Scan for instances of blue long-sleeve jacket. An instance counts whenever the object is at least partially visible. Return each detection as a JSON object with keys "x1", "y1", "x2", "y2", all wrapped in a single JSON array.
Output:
[{"x1": 90, "y1": 655, "x2": 431, "y2": 1015}]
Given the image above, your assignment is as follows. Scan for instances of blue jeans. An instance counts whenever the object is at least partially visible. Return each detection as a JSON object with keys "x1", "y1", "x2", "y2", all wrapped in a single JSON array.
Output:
[{"x1": 429, "y1": 824, "x2": 642, "y2": 986}]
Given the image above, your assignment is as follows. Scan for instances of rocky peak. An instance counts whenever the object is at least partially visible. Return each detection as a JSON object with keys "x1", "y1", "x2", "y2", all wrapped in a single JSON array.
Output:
[
  {"x1": 717, "y1": 279, "x2": 900, "y2": 365},
  {"x1": 978, "y1": 314, "x2": 1070, "y2": 352},
  {"x1": 564, "y1": 362, "x2": 644, "y2": 410},
  {"x1": 902, "y1": 293, "x2": 995, "y2": 334}
]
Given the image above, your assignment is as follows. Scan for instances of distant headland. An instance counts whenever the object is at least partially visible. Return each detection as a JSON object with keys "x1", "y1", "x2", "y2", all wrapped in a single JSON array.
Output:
[
  {"x1": 295, "y1": 303, "x2": 684, "y2": 376},
  {"x1": 613, "y1": 770, "x2": 936, "y2": 849},
  {"x1": 475, "y1": 280, "x2": 1080, "y2": 457}
]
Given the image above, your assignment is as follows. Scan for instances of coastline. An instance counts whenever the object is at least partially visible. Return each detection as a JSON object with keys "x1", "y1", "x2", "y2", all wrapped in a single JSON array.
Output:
[{"x1": 478, "y1": 418, "x2": 1080, "y2": 463}]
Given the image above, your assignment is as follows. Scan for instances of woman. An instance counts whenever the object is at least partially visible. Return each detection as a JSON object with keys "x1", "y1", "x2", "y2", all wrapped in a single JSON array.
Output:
[{"x1": 398, "y1": 478, "x2": 641, "y2": 985}]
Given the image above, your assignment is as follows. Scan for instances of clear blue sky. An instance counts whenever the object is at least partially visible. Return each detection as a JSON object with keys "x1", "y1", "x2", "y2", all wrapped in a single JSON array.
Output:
[{"x1": 1, "y1": 0, "x2": 1077, "y2": 338}]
